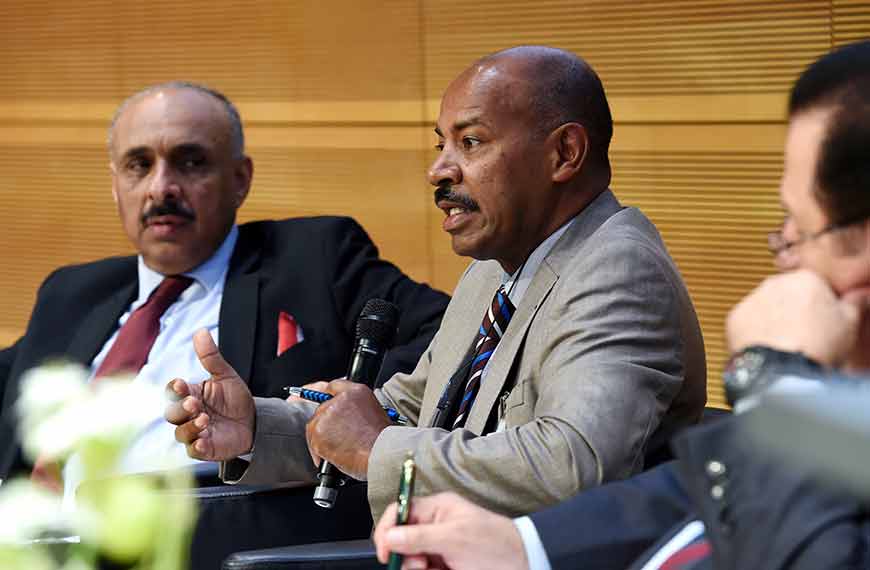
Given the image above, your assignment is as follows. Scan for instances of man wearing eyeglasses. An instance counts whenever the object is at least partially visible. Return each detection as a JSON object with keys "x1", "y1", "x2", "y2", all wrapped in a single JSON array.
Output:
[
  {"x1": 374, "y1": 39, "x2": 870, "y2": 570},
  {"x1": 738, "y1": 66, "x2": 870, "y2": 373}
]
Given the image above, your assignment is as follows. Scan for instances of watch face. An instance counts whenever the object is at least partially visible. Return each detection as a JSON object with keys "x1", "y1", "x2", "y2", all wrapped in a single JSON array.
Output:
[
  {"x1": 724, "y1": 347, "x2": 772, "y2": 406},
  {"x1": 732, "y1": 350, "x2": 767, "y2": 389}
]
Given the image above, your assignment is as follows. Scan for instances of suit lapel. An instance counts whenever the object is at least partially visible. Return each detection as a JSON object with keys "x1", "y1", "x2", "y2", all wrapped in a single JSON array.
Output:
[
  {"x1": 464, "y1": 189, "x2": 623, "y2": 434},
  {"x1": 66, "y1": 281, "x2": 137, "y2": 366},
  {"x1": 418, "y1": 268, "x2": 494, "y2": 426},
  {"x1": 219, "y1": 234, "x2": 261, "y2": 384},
  {"x1": 465, "y1": 263, "x2": 558, "y2": 434}
]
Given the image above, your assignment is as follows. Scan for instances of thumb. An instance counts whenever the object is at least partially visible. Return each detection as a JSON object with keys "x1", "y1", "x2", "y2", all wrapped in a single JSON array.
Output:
[{"x1": 193, "y1": 328, "x2": 237, "y2": 379}]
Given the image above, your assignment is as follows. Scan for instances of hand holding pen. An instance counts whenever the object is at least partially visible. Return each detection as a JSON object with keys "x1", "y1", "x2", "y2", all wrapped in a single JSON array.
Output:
[
  {"x1": 283, "y1": 385, "x2": 410, "y2": 426},
  {"x1": 387, "y1": 453, "x2": 416, "y2": 570}
]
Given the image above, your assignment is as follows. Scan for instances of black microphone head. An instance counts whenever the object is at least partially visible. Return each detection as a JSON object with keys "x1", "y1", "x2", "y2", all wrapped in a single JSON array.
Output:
[{"x1": 356, "y1": 299, "x2": 400, "y2": 348}]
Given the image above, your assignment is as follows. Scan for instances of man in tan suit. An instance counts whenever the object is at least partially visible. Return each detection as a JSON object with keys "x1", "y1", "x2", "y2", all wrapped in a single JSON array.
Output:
[{"x1": 166, "y1": 46, "x2": 707, "y2": 523}]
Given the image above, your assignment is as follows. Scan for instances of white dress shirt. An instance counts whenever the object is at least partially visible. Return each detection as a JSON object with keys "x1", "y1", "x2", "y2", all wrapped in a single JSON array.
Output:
[{"x1": 62, "y1": 226, "x2": 239, "y2": 504}]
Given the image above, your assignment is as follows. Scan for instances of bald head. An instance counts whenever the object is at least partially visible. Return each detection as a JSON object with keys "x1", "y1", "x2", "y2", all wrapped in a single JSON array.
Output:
[
  {"x1": 430, "y1": 46, "x2": 613, "y2": 271},
  {"x1": 109, "y1": 81, "x2": 245, "y2": 161},
  {"x1": 469, "y1": 46, "x2": 613, "y2": 181}
]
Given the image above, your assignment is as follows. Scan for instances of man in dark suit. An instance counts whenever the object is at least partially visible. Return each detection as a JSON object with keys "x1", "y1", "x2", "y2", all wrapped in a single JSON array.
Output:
[
  {"x1": 373, "y1": 39, "x2": 870, "y2": 570},
  {"x1": 0, "y1": 82, "x2": 449, "y2": 488}
]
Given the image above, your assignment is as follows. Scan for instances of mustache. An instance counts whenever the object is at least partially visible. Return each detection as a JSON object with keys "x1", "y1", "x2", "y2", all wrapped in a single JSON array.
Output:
[
  {"x1": 140, "y1": 202, "x2": 196, "y2": 225},
  {"x1": 434, "y1": 185, "x2": 479, "y2": 211}
]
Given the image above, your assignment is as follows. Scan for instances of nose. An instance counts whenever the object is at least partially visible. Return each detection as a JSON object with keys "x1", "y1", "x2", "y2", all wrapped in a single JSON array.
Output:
[
  {"x1": 148, "y1": 160, "x2": 183, "y2": 203},
  {"x1": 427, "y1": 149, "x2": 461, "y2": 188}
]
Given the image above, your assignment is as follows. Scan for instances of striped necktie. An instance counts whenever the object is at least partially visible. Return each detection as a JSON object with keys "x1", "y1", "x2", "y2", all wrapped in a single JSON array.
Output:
[{"x1": 452, "y1": 285, "x2": 515, "y2": 429}]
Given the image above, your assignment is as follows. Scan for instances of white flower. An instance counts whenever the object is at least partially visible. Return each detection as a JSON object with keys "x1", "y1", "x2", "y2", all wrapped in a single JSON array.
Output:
[
  {"x1": 0, "y1": 479, "x2": 73, "y2": 543},
  {"x1": 76, "y1": 380, "x2": 167, "y2": 442},
  {"x1": 6, "y1": 363, "x2": 196, "y2": 570},
  {"x1": 17, "y1": 364, "x2": 167, "y2": 463},
  {"x1": 16, "y1": 363, "x2": 89, "y2": 456}
]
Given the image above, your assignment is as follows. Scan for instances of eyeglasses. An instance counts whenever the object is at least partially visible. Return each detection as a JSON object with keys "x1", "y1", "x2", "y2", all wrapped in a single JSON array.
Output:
[{"x1": 768, "y1": 213, "x2": 870, "y2": 258}]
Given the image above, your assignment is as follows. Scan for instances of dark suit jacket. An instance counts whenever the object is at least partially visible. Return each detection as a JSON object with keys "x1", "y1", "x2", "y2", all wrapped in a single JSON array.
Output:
[
  {"x1": 666, "y1": 414, "x2": 870, "y2": 570},
  {"x1": 532, "y1": 414, "x2": 870, "y2": 570},
  {"x1": 0, "y1": 216, "x2": 449, "y2": 479},
  {"x1": 531, "y1": 458, "x2": 691, "y2": 570}
]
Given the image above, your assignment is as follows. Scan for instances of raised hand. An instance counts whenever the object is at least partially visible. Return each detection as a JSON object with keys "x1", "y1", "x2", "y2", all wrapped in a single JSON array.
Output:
[
  {"x1": 727, "y1": 269, "x2": 870, "y2": 368},
  {"x1": 164, "y1": 329, "x2": 256, "y2": 460}
]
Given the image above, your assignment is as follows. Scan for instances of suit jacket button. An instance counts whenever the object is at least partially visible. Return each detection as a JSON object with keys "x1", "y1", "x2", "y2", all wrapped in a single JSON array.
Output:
[
  {"x1": 706, "y1": 460, "x2": 726, "y2": 477},
  {"x1": 710, "y1": 483, "x2": 725, "y2": 501}
]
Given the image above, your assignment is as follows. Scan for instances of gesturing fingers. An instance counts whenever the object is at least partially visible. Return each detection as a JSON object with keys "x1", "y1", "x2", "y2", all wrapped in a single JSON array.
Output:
[{"x1": 174, "y1": 412, "x2": 213, "y2": 458}]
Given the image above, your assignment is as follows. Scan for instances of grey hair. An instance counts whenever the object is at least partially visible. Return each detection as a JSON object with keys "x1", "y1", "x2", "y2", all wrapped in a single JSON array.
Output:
[{"x1": 107, "y1": 81, "x2": 245, "y2": 159}]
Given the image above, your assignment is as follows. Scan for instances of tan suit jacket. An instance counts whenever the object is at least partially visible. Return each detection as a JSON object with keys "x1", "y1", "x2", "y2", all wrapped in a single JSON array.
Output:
[{"x1": 224, "y1": 190, "x2": 707, "y2": 523}]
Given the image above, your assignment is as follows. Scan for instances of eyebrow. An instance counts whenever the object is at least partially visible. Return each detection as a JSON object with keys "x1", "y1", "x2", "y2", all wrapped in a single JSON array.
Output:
[
  {"x1": 434, "y1": 116, "x2": 488, "y2": 138},
  {"x1": 171, "y1": 143, "x2": 209, "y2": 156},
  {"x1": 120, "y1": 146, "x2": 151, "y2": 161},
  {"x1": 120, "y1": 142, "x2": 210, "y2": 160},
  {"x1": 454, "y1": 117, "x2": 486, "y2": 131}
]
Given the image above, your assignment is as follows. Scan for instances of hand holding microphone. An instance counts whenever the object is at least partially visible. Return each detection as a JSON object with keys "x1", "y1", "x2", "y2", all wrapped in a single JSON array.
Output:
[
  {"x1": 305, "y1": 299, "x2": 401, "y2": 508},
  {"x1": 285, "y1": 386, "x2": 409, "y2": 425}
]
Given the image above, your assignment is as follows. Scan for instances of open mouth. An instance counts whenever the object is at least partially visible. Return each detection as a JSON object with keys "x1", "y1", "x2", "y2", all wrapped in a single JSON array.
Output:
[{"x1": 438, "y1": 202, "x2": 475, "y2": 232}]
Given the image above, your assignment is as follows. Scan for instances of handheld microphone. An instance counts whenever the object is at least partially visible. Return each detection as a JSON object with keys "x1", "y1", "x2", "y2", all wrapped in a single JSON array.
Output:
[{"x1": 313, "y1": 298, "x2": 400, "y2": 508}]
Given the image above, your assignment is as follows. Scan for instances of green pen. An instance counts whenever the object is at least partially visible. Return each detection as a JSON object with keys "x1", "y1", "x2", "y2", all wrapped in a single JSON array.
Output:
[{"x1": 387, "y1": 452, "x2": 417, "y2": 570}]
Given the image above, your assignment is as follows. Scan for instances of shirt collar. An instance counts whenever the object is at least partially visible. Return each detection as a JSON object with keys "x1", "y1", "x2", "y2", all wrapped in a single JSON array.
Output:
[
  {"x1": 135, "y1": 225, "x2": 239, "y2": 303},
  {"x1": 502, "y1": 218, "x2": 574, "y2": 304}
]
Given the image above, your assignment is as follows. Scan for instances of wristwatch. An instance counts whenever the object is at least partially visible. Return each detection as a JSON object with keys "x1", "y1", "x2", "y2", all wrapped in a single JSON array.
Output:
[{"x1": 723, "y1": 345, "x2": 822, "y2": 407}]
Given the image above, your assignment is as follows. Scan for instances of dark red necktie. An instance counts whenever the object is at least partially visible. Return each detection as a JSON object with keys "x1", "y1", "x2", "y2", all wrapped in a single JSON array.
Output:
[{"x1": 94, "y1": 275, "x2": 193, "y2": 379}]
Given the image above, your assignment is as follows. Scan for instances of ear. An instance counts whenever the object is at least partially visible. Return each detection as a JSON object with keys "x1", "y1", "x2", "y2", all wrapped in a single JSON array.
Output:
[
  {"x1": 233, "y1": 156, "x2": 254, "y2": 209},
  {"x1": 550, "y1": 123, "x2": 588, "y2": 184}
]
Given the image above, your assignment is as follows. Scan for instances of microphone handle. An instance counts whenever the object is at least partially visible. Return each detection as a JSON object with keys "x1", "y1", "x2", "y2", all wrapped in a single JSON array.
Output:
[
  {"x1": 345, "y1": 340, "x2": 384, "y2": 384},
  {"x1": 313, "y1": 340, "x2": 385, "y2": 509}
]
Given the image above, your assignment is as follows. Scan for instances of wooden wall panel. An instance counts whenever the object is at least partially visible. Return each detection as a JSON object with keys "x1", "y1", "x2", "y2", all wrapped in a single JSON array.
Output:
[
  {"x1": 0, "y1": 1, "x2": 120, "y2": 100},
  {"x1": 0, "y1": 144, "x2": 131, "y2": 345},
  {"x1": 240, "y1": 146, "x2": 433, "y2": 281},
  {"x1": 422, "y1": 0, "x2": 831, "y2": 98},
  {"x1": 834, "y1": 0, "x2": 870, "y2": 44},
  {"x1": 1, "y1": 0, "x2": 869, "y2": 405},
  {"x1": 0, "y1": 0, "x2": 425, "y2": 102}
]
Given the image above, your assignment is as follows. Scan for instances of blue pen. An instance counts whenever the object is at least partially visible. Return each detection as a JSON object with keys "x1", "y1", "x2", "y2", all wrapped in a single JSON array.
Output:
[{"x1": 282, "y1": 386, "x2": 410, "y2": 426}]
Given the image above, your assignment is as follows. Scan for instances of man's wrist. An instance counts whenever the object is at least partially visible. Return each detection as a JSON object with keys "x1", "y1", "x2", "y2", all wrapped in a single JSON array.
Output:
[
  {"x1": 357, "y1": 423, "x2": 391, "y2": 481},
  {"x1": 723, "y1": 345, "x2": 824, "y2": 407},
  {"x1": 513, "y1": 516, "x2": 549, "y2": 570}
]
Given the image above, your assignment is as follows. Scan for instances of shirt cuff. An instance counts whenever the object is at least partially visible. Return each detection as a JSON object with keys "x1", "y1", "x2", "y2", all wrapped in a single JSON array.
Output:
[{"x1": 513, "y1": 516, "x2": 552, "y2": 570}]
